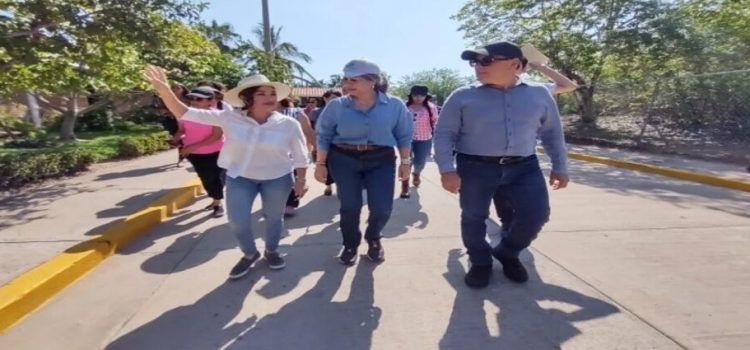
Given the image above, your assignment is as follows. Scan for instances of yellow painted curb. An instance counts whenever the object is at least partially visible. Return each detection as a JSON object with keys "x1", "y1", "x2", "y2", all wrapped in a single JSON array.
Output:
[
  {"x1": 537, "y1": 147, "x2": 750, "y2": 192},
  {"x1": 0, "y1": 178, "x2": 203, "y2": 333}
]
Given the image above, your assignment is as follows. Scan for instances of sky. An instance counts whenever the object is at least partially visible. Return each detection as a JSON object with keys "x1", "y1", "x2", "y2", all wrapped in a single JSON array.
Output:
[{"x1": 200, "y1": 0, "x2": 477, "y2": 83}]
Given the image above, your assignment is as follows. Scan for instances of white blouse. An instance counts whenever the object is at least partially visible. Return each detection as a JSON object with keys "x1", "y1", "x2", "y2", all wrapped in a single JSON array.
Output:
[{"x1": 182, "y1": 108, "x2": 309, "y2": 180}]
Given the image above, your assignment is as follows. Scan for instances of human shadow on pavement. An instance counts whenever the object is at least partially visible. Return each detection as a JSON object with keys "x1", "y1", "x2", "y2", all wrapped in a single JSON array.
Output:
[
  {"x1": 283, "y1": 194, "x2": 340, "y2": 230},
  {"x1": 96, "y1": 164, "x2": 175, "y2": 181},
  {"x1": 227, "y1": 258, "x2": 381, "y2": 350},
  {"x1": 105, "y1": 272, "x2": 263, "y2": 350},
  {"x1": 439, "y1": 250, "x2": 619, "y2": 350},
  {"x1": 382, "y1": 189, "x2": 429, "y2": 238}
]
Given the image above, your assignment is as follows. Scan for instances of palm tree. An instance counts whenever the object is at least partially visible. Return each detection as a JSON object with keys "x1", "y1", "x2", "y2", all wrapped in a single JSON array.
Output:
[
  {"x1": 239, "y1": 24, "x2": 318, "y2": 85},
  {"x1": 196, "y1": 20, "x2": 241, "y2": 55}
]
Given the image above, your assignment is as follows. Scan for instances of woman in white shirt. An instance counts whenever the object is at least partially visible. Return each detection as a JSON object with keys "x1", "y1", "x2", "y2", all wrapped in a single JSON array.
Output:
[{"x1": 144, "y1": 66, "x2": 309, "y2": 280}]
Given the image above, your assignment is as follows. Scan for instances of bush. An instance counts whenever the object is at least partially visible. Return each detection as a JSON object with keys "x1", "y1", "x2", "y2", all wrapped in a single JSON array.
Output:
[
  {"x1": 3, "y1": 137, "x2": 56, "y2": 149},
  {"x1": 78, "y1": 107, "x2": 117, "y2": 131},
  {"x1": 0, "y1": 149, "x2": 96, "y2": 190},
  {"x1": 117, "y1": 132, "x2": 170, "y2": 158},
  {"x1": 127, "y1": 105, "x2": 163, "y2": 124}
]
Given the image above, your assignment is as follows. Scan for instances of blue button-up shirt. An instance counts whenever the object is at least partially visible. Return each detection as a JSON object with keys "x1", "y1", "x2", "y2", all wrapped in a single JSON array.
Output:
[
  {"x1": 316, "y1": 92, "x2": 413, "y2": 151},
  {"x1": 433, "y1": 82, "x2": 568, "y2": 174}
]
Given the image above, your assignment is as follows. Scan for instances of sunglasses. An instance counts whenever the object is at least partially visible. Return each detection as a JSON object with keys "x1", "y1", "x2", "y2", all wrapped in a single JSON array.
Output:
[{"x1": 469, "y1": 56, "x2": 515, "y2": 67}]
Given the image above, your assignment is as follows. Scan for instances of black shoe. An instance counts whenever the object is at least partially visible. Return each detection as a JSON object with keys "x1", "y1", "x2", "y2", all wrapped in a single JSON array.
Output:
[
  {"x1": 366, "y1": 240, "x2": 385, "y2": 262},
  {"x1": 228, "y1": 252, "x2": 261, "y2": 280},
  {"x1": 264, "y1": 250, "x2": 286, "y2": 270},
  {"x1": 324, "y1": 186, "x2": 333, "y2": 196},
  {"x1": 464, "y1": 264, "x2": 492, "y2": 288},
  {"x1": 493, "y1": 255, "x2": 528, "y2": 283},
  {"x1": 203, "y1": 203, "x2": 215, "y2": 211},
  {"x1": 338, "y1": 247, "x2": 358, "y2": 266},
  {"x1": 212, "y1": 205, "x2": 225, "y2": 218}
]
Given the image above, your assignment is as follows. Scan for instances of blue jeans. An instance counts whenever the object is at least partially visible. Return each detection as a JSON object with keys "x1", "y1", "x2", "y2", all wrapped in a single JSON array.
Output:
[
  {"x1": 456, "y1": 154, "x2": 550, "y2": 266},
  {"x1": 411, "y1": 139, "x2": 432, "y2": 175},
  {"x1": 225, "y1": 173, "x2": 293, "y2": 256},
  {"x1": 328, "y1": 147, "x2": 396, "y2": 249}
]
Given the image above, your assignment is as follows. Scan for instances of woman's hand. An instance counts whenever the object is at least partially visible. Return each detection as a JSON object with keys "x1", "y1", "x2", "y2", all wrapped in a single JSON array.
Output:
[
  {"x1": 293, "y1": 178, "x2": 308, "y2": 198},
  {"x1": 143, "y1": 65, "x2": 170, "y2": 90},
  {"x1": 314, "y1": 164, "x2": 328, "y2": 184}
]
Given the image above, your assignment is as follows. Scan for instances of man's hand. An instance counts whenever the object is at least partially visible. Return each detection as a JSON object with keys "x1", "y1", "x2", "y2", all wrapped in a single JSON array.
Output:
[
  {"x1": 441, "y1": 172, "x2": 461, "y2": 193},
  {"x1": 549, "y1": 172, "x2": 569, "y2": 190}
]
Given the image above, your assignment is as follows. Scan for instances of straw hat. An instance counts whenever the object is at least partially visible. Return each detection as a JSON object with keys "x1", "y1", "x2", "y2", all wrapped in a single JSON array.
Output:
[{"x1": 224, "y1": 74, "x2": 291, "y2": 107}]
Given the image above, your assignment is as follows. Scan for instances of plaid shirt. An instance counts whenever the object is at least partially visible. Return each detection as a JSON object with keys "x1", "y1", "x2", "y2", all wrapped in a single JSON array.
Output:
[{"x1": 409, "y1": 103, "x2": 439, "y2": 141}]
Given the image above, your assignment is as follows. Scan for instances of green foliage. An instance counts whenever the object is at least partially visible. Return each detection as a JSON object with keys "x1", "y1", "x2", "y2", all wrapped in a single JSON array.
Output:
[
  {"x1": 0, "y1": 149, "x2": 96, "y2": 190},
  {"x1": 392, "y1": 69, "x2": 473, "y2": 104},
  {"x1": 116, "y1": 132, "x2": 171, "y2": 158},
  {"x1": 453, "y1": 0, "x2": 750, "y2": 125}
]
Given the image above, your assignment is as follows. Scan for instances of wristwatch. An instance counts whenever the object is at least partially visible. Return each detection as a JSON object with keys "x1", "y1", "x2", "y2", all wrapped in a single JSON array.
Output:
[{"x1": 400, "y1": 158, "x2": 412, "y2": 165}]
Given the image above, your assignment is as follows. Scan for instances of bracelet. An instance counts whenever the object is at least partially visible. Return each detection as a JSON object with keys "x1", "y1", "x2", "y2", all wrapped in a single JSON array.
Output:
[
  {"x1": 400, "y1": 158, "x2": 412, "y2": 165},
  {"x1": 315, "y1": 162, "x2": 326, "y2": 166}
]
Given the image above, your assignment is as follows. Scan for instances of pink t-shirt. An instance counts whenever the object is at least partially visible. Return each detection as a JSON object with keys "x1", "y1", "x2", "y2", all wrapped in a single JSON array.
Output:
[{"x1": 180, "y1": 119, "x2": 224, "y2": 154}]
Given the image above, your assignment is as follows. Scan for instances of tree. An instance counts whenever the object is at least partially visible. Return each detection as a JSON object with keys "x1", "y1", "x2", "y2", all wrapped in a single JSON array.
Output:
[
  {"x1": 392, "y1": 69, "x2": 473, "y2": 105},
  {"x1": 453, "y1": 0, "x2": 666, "y2": 123},
  {"x1": 195, "y1": 20, "x2": 241, "y2": 55},
  {"x1": 0, "y1": 0, "x2": 207, "y2": 140},
  {"x1": 237, "y1": 24, "x2": 315, "y2": 84}
]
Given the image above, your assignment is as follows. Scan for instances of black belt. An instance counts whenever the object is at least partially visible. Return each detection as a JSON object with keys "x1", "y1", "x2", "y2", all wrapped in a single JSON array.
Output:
[
  {"x1": 332, "y1": 144, "x2": 391, "y2": 153},
  {"x1": 458, "y1": 153, "x2": 535, "y2": 165}
]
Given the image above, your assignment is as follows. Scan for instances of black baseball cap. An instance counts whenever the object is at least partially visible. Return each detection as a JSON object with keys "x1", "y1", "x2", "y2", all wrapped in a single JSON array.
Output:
[{"x1": 461, "y1": 41, "x2": 524, "y2": 61}]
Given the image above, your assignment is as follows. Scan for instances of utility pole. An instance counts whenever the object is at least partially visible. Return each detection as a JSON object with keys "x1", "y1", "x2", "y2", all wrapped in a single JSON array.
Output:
[{"x1": 261, "y1": 0, "x2": 272, "y2": 52}]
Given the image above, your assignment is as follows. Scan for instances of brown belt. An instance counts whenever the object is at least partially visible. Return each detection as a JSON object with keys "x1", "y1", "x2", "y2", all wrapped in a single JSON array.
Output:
[{"x1": 333, "y1": 144, "x2": 390, "y2": 152}]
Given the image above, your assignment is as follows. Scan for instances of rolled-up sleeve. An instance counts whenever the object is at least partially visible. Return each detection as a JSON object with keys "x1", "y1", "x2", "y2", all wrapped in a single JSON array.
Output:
[
  {"x1": 315, "y1": 102, "x2": 338, "y2": 152},
  {"x1": 393, "y1": 101, "x2": 413, "y2": 149},
  {"x1": 182, "y1": 108, "x2": 228, "y2": 128},
  {"x1": 289, "y1": 121, "x2": 310, "y2": 168},
  {"x1": 538, "y1": 93, "x2": 569, "y2": 174},
  {"x1": 433, "y1": 89, "x2": 463, "y2": 173}
]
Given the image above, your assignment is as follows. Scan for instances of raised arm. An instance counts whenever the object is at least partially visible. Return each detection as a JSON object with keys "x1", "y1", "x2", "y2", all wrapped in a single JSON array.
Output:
[
  {"x1": 143, "y1": 65, "x2": 225, "y2": 127},
  {"x1": 143, "y1": 65, "x2": 188, "y2": 118},
  {"x1": 529, "y1": 62, "x2": 578, "y2": 95}
]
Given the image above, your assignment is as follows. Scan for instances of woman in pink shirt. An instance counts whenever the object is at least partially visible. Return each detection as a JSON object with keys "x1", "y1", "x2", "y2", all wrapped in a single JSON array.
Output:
[
  {"x1": 179, "y1": 86, "x2": 226, "y2": 217},
  {"x1": 402, "y1": 85, "x2": 438, "y2": 198}
]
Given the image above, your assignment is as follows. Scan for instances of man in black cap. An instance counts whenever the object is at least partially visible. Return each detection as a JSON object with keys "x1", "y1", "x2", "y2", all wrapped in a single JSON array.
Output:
[{"x1": 433, "y1": 41, "x2": 569, "y2": 288}]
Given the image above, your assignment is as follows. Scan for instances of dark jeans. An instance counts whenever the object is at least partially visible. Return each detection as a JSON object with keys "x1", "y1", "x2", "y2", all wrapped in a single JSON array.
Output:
[
  {"x1": 187, "y1": 152, "x2": 225, "y2": 200},
  {"x1": 411, "y1": 139, "x2": 432, "y2": 175},
  {"x1": 493, "y1": 194, "x2": 514, "y2": 234},
  {"x1": 328, "y1": 146, "x2": 396, "y2": 249},
  {"x1": 456, "y1": 154, "x2": 550, "y2": 266}
]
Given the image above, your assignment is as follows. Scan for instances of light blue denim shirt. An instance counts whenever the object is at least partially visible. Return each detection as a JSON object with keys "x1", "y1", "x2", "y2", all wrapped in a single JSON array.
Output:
[
  {"x1": 316, "y1": 92, "x2": 413, "y2": 151},
  {"x1": 433, "y1": 82, "x2": 568, "y2": 174}
]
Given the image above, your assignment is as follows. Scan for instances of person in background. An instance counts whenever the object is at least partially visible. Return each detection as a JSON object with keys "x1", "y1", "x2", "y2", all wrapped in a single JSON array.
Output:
[
  {"x1": 278, "y1": 97, "x2": 316, "y2": 217},
  {"x1": 180, "y1": 86, "x2": 226, "y2": 217},
  {"x1": 144, "y1": 66, "x2": 309, "y2": 279},
  {"x1": 197, "y1": 80, "x2": 233, "y2": 111},
  {"x1": 401, "y1": 85, "x2": 438, "y2": 198},
  {"x1": 314, "y1": 59, "x2": 413, "y2": 266},
  {"x1": 310, "y1": 89, "x2": 344, "y2": 196},
  {"x1": 163, "y1": 83, "x2": 189, "y2": 167},
  {"x1": 303, "y1": 97, "x2": 318, "y2": 117}
]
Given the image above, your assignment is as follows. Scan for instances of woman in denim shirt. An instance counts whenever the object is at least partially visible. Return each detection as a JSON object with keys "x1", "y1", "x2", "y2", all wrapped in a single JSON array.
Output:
[{"x1": 314, "y1": 59, "x2": 413, "y2": 266}]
